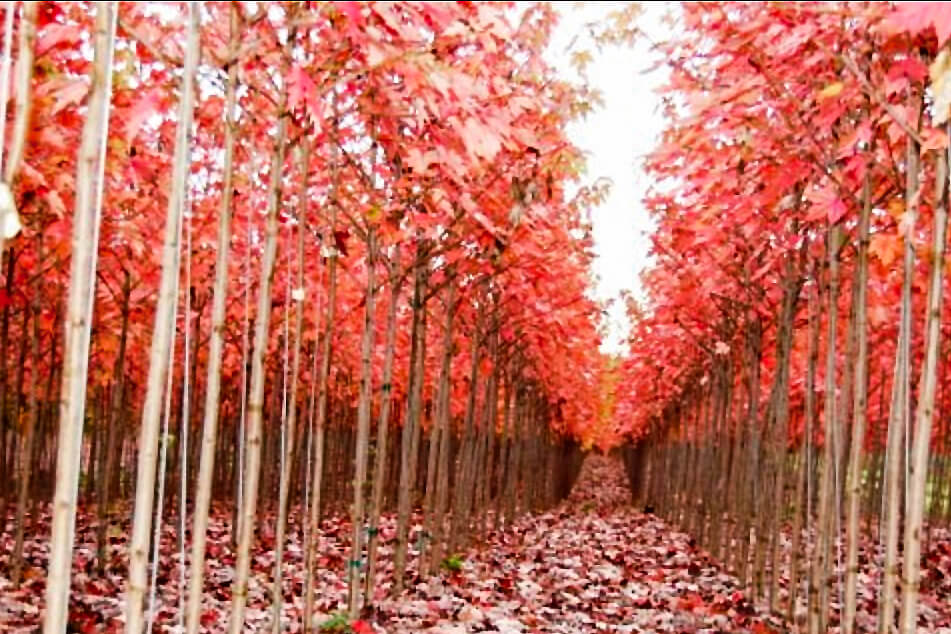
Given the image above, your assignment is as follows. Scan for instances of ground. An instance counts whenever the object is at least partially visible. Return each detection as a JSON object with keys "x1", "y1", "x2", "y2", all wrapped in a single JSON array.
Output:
[{"x1": 2, "y1": 456, "x2": 950, "y2": 632}]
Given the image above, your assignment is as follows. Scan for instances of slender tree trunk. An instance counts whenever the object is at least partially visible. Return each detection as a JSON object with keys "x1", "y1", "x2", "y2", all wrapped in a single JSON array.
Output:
[
  {"x1": 187, "y1": 86, "x2": 244, "y2": 614},
  {"x1": 303, "y1": 119, "x2": 340, "y2": 633},
  {"x1": 766, "y1": 253, "x2": 802, "y2": 611},
  {"x1": 790, "y1": 270, "x2": 820, "y2": 624},
  {"x1": 843, "y1": 169, "x2": 872, "y2": 634},
  {"x1": 898, "y1": 137, "x2": 949, "y2": 634},
  {"x1": 95, "y1": 269, "x2": 130, "y2": 575},
  {"x1": 365, "y1": 257, "x2": 402, "y2": 603},
  {"x1": 11, "y1": 235, "x2": 41, "y2": 587},
  {"x1": 0, "y1": 249, "x2": 15, "y2": 498},
  {"x1": 43, "y1": 5, "x2": 117, "y2": 631},
  {"x1": 879, "y1": 108, "x2": 921, "y2": 634},
  {"x1": 271, "y1": 142, "x2": 310, "y2": 633},
  {"x1": 347, "y1": 229, "x2": 378, "y2": 617},
  {"x1": 228, "y1": 14, "x2": 294, "y2": 629},
  {"x1": 431, "y1": 285, "x2": 457, "y2": 570},
  {"x1": 124, "y1": 8, "x2": 198, "y2": 631},
  {"x1": 449, "y1": 311, "x2": 482, "y2": 555},
  {"x1": 808, "y1": 224, "x2": 841, "y2": 634},
  {"x1": 393, "y1": 255, "x2": 428, "y2": 594}
]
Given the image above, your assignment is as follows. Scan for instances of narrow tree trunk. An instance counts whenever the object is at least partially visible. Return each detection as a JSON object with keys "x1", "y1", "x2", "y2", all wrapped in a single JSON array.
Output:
[
  {"x1": 11, "y1": 235, "x2": 41, "y2": 586},
  {"x1": 808, "y1": 224, "x2": 841, "y2": 634},
  {"x1": 188, "y1": 142, "x2": 242, "y2": 620},
  {"x1": 124, "y1": 7, "x2": 198, "y2": 631},
  {"x1": 95, "y1": 269, "x2": 130, "y2": 575},
  {"x1": 843, "y1": 169, "x2": 872, "y2": 634},
  {"x1": 898, "y1": 137, "x2": 949, "y2": 634},
  {"x1": 271, "y1": 142, "x2": 310, "y2": 633},
  {"x1": 449, "y1": 310, "x2": 482, "y2": 554},
  {"x1": 789, "y1": 270, "x2": 820, "y2": 624},
  {"x1": 43, "y1": 5, "x2": 117, "y2": 631},
  {"x1": 365, "y1": 257, "x2": 402, "y2": 603},
  {"x1": 303, "y1": 119, "x2": 340, "y2": 634},
  {"x1": 393, "y1": 255, "x2": 428, "y2": 594},
  {"x1": 228, "y1": 13, "x2": 293, "y2": 628},
  {"x1": 879, "y1": 110, "x2": 920, "y2": 634},
  {"x1": 347, "y1": 229, "x2": 378, "y2": 617}
]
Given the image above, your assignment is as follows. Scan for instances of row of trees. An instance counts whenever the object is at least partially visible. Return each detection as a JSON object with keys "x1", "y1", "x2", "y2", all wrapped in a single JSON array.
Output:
[
  {"x1": 0, "y1": 2, "x2": 606, "y2": 631},
  {"x1": 618, "y1": 3, "x2": 951, "y2": 633}
]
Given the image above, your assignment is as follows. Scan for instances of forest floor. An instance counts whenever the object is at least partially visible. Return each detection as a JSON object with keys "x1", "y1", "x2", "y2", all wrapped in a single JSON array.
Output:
[{"x1": 1, "y1": 456, "x2": 950, "y2": 632}]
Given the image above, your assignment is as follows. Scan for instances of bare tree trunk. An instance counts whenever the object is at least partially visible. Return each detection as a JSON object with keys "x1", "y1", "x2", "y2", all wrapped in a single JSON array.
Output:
[
  {"x1": 11, "y1": 235, "x2": 41, "y2": 586},
  {"x1": 43, "y1": 5, "x2": 116, "y2": 631},
  {"x1": 843, "y1": 169, "x2": 872, "y2": 634},
  {"x1": 95, "y1": 270, "x2": 130, "y2": 575},
  {"x1": 766, "y1": 252, "x2": 802, "y2": 611},
  {"x1": 790, "y1": 270, "x2": 820, "y2": 625},
  {"x1": 879, "y1": 110, "x2": 920, "y2": 634},
  {"x1": 898, "y1": 138, "x2": 949, "y2": 634},
  {"x1": 393, "y1": 255, "x2": 428, "y2": 594},
  {"x1": 365, "y1": 257, "x2": 402, "y2": 603},
  {"x1": 431, "y1": 285, "x2": 457, "y2": 571},
  {"x1": 270, "y1": 142, "x2": 310, "y2": 633},
  {"x1": 449, "y1": 309, "x2": 482, "y2": 555},
  {"x1": 347, "y1": 229, "x2": 378, "y2": 617},
  {"x1": 183, "y1": 8, "x2": 239, "y2": 630},
  {"x1": 808, "y1": 224, "x2": 841, "y2": 634},
  {"x1": 124, "y1": 7, "x2": 198, "y2": 631},
  {"x1": 303, "y1": 117, "x2": 340, "y2": 634},
  {"x1": 228, "y1": 12, "x2": 294, "y2": 629}
]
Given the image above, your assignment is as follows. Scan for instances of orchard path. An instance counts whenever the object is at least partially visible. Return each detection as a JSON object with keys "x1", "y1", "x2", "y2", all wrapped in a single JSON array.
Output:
[
  {"x1": 1, "y1": 456, "x2": 786, "y2": 633},
  {"x1": 377, "y1": 455, "x2": 785, "y2": 633}
]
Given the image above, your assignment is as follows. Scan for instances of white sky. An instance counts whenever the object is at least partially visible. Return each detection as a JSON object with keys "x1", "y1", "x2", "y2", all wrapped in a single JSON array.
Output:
[{"x1": 545, "y1": 2, "x2": 671, "y2": 354}]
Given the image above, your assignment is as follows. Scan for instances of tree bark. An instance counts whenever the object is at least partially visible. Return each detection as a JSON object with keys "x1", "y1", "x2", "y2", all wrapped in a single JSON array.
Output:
[
  {"x1": 842, "y1": 169, "x2": 873, "y2": 634},
  {"x1": 124, "y1": 6, "x2": 199, "y2": 631},
  {"x1": 183, "y1": 10, "x2": 240, "y2": 631},
  {"x1": 898, "y1": 136, "x2": 949, "y2": 634},
  {"x1": 43, "y1": 5, "x2": 117, "y2": 631},
  {"x1": 228, "y1": 11, "x2": 294, "y2": 629}
]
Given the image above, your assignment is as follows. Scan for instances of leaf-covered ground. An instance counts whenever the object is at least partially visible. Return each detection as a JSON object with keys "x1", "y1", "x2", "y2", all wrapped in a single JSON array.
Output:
[{"x1": 2, "y1": 456, "x2": 950, "y2": 632}]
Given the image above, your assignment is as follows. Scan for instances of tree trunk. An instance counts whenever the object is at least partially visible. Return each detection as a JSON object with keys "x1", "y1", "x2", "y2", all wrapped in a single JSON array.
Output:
[
  {"x1": 10, "y1": 235, "x2": 41, "y2": 587},
  {"x1": 271, "y1": 142, "x2": 310, "y2": 633},
  {"x1": 879, "y1": 107, "x2": 920, "y2": 634},
  {"x1": 124, "y1": 7, "x2": 198, "y2": 631},
  {"x1": 347, "y1": 229, "x2": 378, "y2": 617},
  {"x1": 898, "y1": 136, "x2": 948, "y2": 634},
  {"x1": 43, "y1": 5, "x2": 117, "y2": 631},
  {"x1": 365, "y1": 256, "x2": 402, "y2": 603},
  {"x1": 808, "y1": 224, "x2": 841, "y2": 634},
  {"x1": 95, "y1": 269, "x2": 130, "y2": 575},
  {"x1": 184, "y1": 7, "x2": 239, "y2": 629},
  {"x1": 393, "y1": 254, "x2": 428, "y2": 594},
  {"x1": 843, "y1": 169, "x2": 872, "y2": 634},
  {"x1": 228, "y1": 12, "x2": 294, "y2": 628},
  {"x1": 303, "y1": 116, "x2": 340, "y2": 634}
]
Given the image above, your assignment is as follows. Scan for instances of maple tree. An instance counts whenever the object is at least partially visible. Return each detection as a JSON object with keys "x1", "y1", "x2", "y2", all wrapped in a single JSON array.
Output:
[
  {"x1": 2, "y1": 1, "x2": 951, "y2": 633},
  {"x1": 0, "y1": 2, "x2": 611, "y2": 632},
  {"x1": 619, "y1": 2, "x2": 951, "y2": 633}
]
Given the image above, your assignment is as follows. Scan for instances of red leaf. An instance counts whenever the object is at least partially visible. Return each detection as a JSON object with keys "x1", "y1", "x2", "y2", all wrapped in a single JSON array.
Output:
[
  {"x1": 335, "y1": 1, "x2": 363, "y2": 27},
  {"x1": 287, "y1": 65, "x2": 322, "y2": 121},
  {"x1": 887, "y1": 2, "x2": 951, "y2": 44},
  {"x1": 351, "y1": 621, "x2": 374, "y2": 634},
  {"x1": 828, "y1": 198, "x2": 848, "y2": 224},
  {"x1": 125, "y1": 89, "x2": 163, "y2": 145}
]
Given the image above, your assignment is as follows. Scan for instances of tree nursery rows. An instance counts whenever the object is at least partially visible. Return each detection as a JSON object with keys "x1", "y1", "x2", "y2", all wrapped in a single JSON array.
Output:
[{"x1": 0, "y1": 1, "x2": 949, "y2": 633}]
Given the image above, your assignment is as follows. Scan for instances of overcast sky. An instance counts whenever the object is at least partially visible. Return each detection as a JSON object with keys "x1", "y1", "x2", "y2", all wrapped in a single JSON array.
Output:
[{"x1": 545, "y1": 2, "x2": 671, "y2": 354}]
